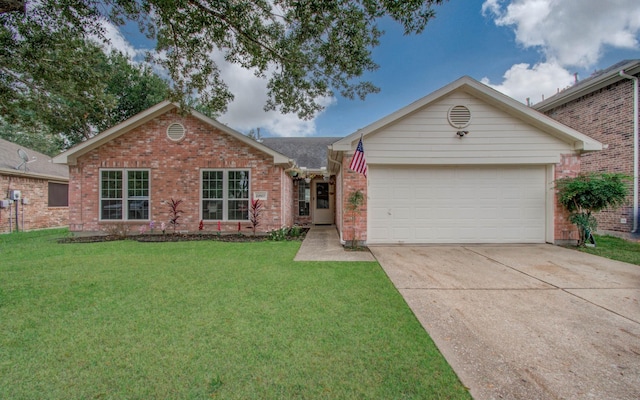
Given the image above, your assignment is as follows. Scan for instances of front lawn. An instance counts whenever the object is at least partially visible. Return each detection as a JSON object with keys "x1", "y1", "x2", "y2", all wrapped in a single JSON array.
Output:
[
  {"x1": 579, "y1": 234, "x2": 640, "y2": 265},
  {"x1": 0, "y1": 229, "x2": 469, "y2": 399}
]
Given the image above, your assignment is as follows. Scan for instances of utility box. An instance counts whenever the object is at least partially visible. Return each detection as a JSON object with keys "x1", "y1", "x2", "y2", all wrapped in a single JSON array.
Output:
[
  {"x1": 21, "y1": 198, "x2": 29, "y2": 205},
  {"x1": 9, "y1": 190, "x2": 21, "y2": 200},
  {"x1": 0, "y1": 199, "x2": 10, "y2": 208}
]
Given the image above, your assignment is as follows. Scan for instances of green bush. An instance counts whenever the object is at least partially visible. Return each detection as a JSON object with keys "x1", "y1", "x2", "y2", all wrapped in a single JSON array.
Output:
[{"x1": 556, "y1": 173, "x2": 629, "y2": 246}]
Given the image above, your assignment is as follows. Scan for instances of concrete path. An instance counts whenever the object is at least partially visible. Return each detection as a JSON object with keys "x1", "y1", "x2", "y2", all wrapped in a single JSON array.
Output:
[
  {"x1": 294, "y1": 225, "x2": 375, "y2": 262},
  {"x1": 371, "y1": 244, "x2": 640, "y2": 400}
]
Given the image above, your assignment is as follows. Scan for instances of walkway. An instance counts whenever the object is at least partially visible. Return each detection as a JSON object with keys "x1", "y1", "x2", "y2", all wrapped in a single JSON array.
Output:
[{"x1": 294, "y1": 225, "x2": 375, "y2": 262}]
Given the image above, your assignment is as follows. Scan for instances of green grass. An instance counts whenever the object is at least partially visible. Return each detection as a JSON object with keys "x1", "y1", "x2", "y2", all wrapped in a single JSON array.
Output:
[
  {"x1": 579, "y1": 234, "x2": 640, "y2": 265},
  {"x1": 0, "y1": 229, "x2": 469, "y2": 399}
]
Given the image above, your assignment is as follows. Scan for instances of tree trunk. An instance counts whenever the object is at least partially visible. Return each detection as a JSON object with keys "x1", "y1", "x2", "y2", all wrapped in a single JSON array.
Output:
[{"x1": 0, "y1": 0, "x2": 25, "y2": 14}]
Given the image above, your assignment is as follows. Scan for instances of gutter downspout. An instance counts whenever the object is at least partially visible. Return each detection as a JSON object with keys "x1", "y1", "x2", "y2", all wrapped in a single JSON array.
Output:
[{"x1": 620, "y1": 70, "x2": 639, "y2": 232}]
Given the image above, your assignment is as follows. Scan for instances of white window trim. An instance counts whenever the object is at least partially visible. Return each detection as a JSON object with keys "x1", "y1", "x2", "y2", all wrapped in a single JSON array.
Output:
[
  {"x1": 201, "y1": 169, "x2": 251, "y2": 221},
  {"x1": 99, "y1": 168, "x2": 151, "y2": 221}
]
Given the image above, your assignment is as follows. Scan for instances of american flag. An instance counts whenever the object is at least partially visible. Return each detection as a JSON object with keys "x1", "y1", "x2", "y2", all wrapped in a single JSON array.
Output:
[{"x1": 349, "y1": 137, "x2": 367, "y2": 177}]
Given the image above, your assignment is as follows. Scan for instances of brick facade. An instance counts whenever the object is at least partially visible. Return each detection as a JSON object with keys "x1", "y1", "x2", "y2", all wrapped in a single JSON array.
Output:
[
  {"x1": 340, "y1": 154, "x2": 367, "y2": 244},
  {"x1": 69, "y1": 110, "x2": 291, "y2": 234},
  {"x1": 553, "y1": 154, "x2": 581, "y2": 242},
  {"x1": 1, "y1": 174, "x2": 68, "y2": 233},
  {"x1": 542, "y1": 78, "x2": 637, "y2": 233}
]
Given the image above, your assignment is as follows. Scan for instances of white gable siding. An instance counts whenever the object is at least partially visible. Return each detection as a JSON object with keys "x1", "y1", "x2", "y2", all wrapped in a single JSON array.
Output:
[{"x1": 364, "y1": 91, "x2": 574, "y2": 165}]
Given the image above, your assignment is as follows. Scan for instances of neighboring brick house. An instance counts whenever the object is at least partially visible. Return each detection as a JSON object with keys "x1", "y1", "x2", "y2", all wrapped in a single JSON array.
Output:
[
  {"x1": 535, "y1": 60, "x2": 640, "y2": 236},
  {"x1": 1, "y1": 138, "x2": 69, "y2": 233}
]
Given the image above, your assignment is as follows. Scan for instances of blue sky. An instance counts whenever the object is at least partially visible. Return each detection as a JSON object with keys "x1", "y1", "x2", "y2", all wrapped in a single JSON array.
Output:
[{"x1": 109, "y1": 0, "x2": 640, "y2": 138}]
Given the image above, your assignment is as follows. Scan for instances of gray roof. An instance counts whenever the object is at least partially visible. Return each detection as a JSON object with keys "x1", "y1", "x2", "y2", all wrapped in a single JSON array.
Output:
[
  {"x1": 260, "y1": 137, "x2": 341, "y2": 170},
  {"x1": 0, "y1": 138, "x2": 68, "y2": 180},
  {"x1": 535, "y1": 59, "x2": 640, "y2": 111}
]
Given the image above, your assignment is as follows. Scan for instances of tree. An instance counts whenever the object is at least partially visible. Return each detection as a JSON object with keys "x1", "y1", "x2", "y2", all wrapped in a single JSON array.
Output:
[
  {"x1": 1, "y1": 0, "x2": 447, "y2": 121},
  {"x1": 556, "y1": 173, "x2": 629, "y2": 246},
  {"x1": 0, "y1": 23, "x2": 170, "y2": 153}
]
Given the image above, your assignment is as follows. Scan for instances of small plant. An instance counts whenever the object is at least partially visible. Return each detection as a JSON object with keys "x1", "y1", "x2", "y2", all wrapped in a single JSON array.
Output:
[
  {"x1": 161, "y1": 222, "x2": 166, "y2": 235},
  {"x1": 138, "y1": 225, "x2": 148, "y2": 235},
  {"x1": 347, "y1": 189, "x2": 365, "y2": 248},
  {"x1": 164, "y1": 198, "x2": 184, "y2": 233},
  {"x1": 268, "y1": 226, "x2": 289, "y2": 241},
  {"x1": 289, "y1": 225, "x2": 302, "y2": 238},
  {"x1": 149, "y1": 220, "x2": 156, "y2": 233},
  {"x1": 217, "y1": 221, "x2": 221, "y2": 237},
  {"x1": 103, "y1": 223, "x2": 131, "y2": 239},
  {"x1": 249, "y1": 199, "x2": 263, "y2": 236},
  {"x1": 237, "y1": 221, "x2": 243, "y2": 236},
  {"x1": 199, "y1": 220, "x2": 204, "y2": 231}
]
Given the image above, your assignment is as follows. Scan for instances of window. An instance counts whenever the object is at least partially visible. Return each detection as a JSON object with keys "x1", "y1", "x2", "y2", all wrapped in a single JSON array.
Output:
[
  {"x1": 100, "y1": 169, "x2": 150, "y2": 220},
  {"x1": 48, "y1": 182, "x2": 69, "y2": 207},
  {"x1": 298, "y1": 181, "x2": 310, "y2": 216},
  {"x1": 316, "y1": 182, "x2": 329, "y2": 209},
  {"x1": 202, "y1": 170, "x2": 250, "y2": 221}
]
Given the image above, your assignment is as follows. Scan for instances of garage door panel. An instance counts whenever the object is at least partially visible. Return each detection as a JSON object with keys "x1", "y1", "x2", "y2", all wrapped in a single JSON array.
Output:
[{"x1": 368, "y1": 165, "x2": 546, "y2": 244}]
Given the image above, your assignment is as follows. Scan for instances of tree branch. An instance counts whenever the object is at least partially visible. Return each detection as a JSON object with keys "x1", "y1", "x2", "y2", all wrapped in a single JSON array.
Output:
[
  {"x1": 186, "y1": 0, "x2": 289, "y2": 63},
  {"x1": 0, "y1": 0, "x2": 25, "y2": 15}
]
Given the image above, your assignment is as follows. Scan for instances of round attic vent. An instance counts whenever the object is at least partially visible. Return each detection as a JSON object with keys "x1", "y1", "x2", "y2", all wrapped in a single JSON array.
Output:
[
  {"x1": 448, "y1": 105, "x2": 471, "y2": 128},
  {"x1": 167, "y1": 123, "x2": 185, "y2": 141}
]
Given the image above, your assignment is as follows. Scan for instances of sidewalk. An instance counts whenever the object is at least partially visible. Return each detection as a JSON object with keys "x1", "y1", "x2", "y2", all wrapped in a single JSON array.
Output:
[{"x1": 294, "y1": 225, "x2": 375, "y2": 262}]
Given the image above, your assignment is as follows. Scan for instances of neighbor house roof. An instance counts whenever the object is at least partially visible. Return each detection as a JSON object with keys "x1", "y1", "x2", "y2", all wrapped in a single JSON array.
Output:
[
  {"x1": 0, "y1": 138, "x2": 68, "y2": 181},
  {"x1": 534, "y1": 59, "x2": 640, "y2": 112},
  {"x1": 331, "y1": 76, "x2": 603, "y2": 153},
  {"x1": 52, "y1": 101, "x2": 293, "y2": 166},
  {"x1": 261, "y1": 137, "x2": 341, "y2": 171}
]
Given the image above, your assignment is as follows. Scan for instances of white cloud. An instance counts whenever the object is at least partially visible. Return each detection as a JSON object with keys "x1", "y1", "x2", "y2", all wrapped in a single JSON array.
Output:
[
  {"x1": 95, "y1": 19, "x2": 143, "y2": 60},
  {"x1": 217, "y1": 58, "x2": 335, "y2": 137},
  {"x1": 483, "y1": 0, "x2": 640, "y2": 67},
  {"x1": 481, "y1": 0, "x2": 640, "y2": 102},
  {"x1": 481, "y1": 62, "x2": 575, "y2": 105}
]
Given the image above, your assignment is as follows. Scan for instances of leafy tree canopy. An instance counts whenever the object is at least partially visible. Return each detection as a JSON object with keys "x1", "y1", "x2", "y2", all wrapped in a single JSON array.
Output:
[
  {"x1": 1, "y1": 0, "x2": 447, "y2": 122},
  {"x1": 0, "y1": 44, "x2": 170, "y2": 153}
]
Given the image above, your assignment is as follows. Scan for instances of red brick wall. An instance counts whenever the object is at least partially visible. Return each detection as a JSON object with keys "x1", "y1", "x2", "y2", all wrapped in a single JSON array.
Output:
[
  {"x1": 1, "y1": 174, "x2": 68, "y2": 233},
  {"x1": 280, "y1": 169, "x2": 294, "y2": 228},
  {"x1": 553, "y1": 154, "x2": 581, "y2": 242},
  {"x1": 69, "y1": 110, "x2": 287, "y2": 233},
  {"x1": 543, "y1": 78, "x2": 637, "y2": 233},
  {"x1": 340, "y1": 154, "x2": 367, "y2": 243}
]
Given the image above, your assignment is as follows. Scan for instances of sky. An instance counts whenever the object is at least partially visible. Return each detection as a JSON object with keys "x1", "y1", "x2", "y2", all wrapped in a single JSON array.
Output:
[{"x1": 108, "y1": 0, "x2": 640, "y2": 139}]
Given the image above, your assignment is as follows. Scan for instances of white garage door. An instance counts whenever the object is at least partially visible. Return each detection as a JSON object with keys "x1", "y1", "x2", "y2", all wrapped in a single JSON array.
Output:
[{"x1": 368, "y1": 165, "x2": 547, "y2": 244}]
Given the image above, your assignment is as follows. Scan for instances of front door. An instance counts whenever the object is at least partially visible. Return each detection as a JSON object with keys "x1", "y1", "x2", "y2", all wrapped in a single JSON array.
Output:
[{"x1": 313, "y1": 180, "x2": 334, "y2": 224}]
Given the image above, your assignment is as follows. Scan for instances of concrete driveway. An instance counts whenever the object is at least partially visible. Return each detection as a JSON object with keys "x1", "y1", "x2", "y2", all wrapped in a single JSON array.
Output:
[{"x1": 371, "y1": 244, "x2": 640, "y2": 400}]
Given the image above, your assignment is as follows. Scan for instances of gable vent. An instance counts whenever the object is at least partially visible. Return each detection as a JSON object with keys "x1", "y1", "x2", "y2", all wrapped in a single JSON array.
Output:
[
  {"x1": 448, "y1": 105, "x2": 471, "y2": 128},
  {"x1": 167, "y1": 123, "x2": 186, "y2": 141}
]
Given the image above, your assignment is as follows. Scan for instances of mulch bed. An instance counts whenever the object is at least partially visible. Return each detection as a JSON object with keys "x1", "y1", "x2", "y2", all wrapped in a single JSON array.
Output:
[{"x1": 58, "y1": 230, "x2": 308, "y2": 244}]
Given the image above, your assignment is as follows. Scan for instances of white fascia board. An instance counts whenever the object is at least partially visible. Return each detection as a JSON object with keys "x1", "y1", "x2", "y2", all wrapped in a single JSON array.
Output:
[
  {"x1": 462, "y1": 81, "x2": 603, "y2": 152},
  {"x1": 0, "y1": 168, "x2": 69, "y2": 181},
  {"x1": 53, "y1": 101, "x2": 177, "y2": 165},
  {"x1": 53, "y1": 101, "x2": 292, "y2": 167},
  {"x1": 331, "y1": 76, "x2": 602, "y2": 153}
]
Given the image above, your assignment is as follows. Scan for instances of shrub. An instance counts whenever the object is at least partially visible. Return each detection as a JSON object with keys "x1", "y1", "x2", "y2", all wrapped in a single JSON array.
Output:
[
  {"x1": 268, "y1": 227, "x2": 289, "y2": 241},
  {"x1": 556, "y1": 173, "x2": 629, "y2": 246}
]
